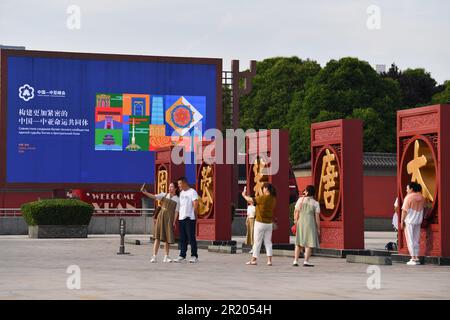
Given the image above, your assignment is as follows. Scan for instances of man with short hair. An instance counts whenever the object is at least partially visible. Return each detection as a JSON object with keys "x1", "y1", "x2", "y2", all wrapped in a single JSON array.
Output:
[{"x1": 174, "y1": 176, "x2": 199, "y2": 263}]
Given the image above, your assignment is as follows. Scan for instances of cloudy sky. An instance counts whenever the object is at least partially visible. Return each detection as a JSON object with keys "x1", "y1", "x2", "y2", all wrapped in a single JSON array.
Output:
[{"x1": 1, "y1": 0, "x2": 449, "y2": 83}]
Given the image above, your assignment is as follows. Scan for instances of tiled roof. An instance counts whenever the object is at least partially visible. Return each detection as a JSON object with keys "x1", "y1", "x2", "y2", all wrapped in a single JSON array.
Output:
[
  {"x1": 292, "y1": 152, "x2": 397, "y2": 170},
  {"x1": 363, "y1": 152, "x2": 397, "y2": 168}
]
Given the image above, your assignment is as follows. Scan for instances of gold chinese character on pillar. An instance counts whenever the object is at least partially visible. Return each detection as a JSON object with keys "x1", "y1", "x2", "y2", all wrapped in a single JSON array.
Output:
[
  {"x1": 199, "y1": 165, "x2": 213, "y2": 216},
  {"x1": 156, "y1": 169, "x2": 168, "y2": 206},
  {"x1": 157, "y1": 169, "x2": 168, "y2": 194},
  {"x1": 253, "y1": 158, "x2": 268, "y2": 197},
  {"x1": 407, "y1": 140, "x2": 435, "y2": 202},
  {"x1": 318, "y1": 149, "x2": 339, "y2": 210}
]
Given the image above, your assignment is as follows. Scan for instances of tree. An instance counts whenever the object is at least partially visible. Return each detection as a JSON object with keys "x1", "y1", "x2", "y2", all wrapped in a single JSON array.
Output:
[
  {"x1": 382, "y1": 64, "x2": 438, "y2": 108},
  {"x1": 222, "y1": 85, "x2": 232, "y2": 131},
  {"x1": 240, "y1": 57, "x2": 321, "y2": 131},
  {"x1": 238, "y1": 56, "x2": 445, "y2": 166},
  {"x1": 349, "y1": 108, "x2": 394, "y2": 152},
  {"x1": 298, "y1": 57, "x2": 402, "y2": 163},
  {"x1": 432, "y1": 81, "x2": 450, "y2": 104},
  {"x1": 383, "y1": 63, "x2": 401, "y2": 81},
  {"x1": 399, "y1": 68, "x2": 437, "y2": 108},
  {"x1": 239, "y1": 57, "x2": 321, "y2": 165}
]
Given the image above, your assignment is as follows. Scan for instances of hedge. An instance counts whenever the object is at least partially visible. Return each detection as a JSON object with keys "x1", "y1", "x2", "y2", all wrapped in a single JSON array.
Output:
[{"x1": 21, "y1": 199, "x2": 94, "y2": 226}]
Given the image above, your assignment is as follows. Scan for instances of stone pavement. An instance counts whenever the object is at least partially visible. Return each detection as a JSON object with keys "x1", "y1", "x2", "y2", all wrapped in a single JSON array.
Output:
[{"x1": 0, "y1": 234, "x2": 449, "y2": 300}]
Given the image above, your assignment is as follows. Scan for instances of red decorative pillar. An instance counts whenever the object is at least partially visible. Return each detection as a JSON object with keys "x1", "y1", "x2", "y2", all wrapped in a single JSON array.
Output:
[
  {"x1": 245, "y1": 130, "x2": 290, "y2": 244},
  {"x1": 311, "y1": 119, "x2": 364, "y2": 249},
  {"x1": 397, "y1": 104, "x2": 450, "y2": 257},
  {"x1": 195, "y1": 140, "x2": 232, "y2": 241},
  {"x1": 154, "y1": 146, "x2": 185, "y2": 238}
]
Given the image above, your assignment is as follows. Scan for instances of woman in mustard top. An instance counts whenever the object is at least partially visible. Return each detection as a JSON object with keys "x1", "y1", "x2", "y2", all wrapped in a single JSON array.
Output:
[{"x1": 241, "y1": 182, "x2": 277, "y2": 266}]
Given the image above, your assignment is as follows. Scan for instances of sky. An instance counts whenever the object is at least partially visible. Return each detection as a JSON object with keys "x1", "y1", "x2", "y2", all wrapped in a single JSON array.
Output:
[{"x1": 1, "y1": 0, "x2": 449, "y2": 83}]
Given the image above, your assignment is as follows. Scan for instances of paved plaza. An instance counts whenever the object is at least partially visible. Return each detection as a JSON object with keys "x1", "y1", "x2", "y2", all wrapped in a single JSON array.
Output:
[{"x1": 0, "y1": 234, "x2": 449, "y2": 300}]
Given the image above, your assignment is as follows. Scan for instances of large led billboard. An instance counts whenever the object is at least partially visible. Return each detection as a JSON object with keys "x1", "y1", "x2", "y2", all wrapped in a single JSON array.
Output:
[{"x1": 0, "y1": 50, "x2": 222, "y2": 187}]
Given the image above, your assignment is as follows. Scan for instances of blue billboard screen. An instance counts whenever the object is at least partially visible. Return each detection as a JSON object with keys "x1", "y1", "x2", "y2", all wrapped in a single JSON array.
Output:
[{"x1": 5, "y1": 55, "x2": 218, "y2": 184}]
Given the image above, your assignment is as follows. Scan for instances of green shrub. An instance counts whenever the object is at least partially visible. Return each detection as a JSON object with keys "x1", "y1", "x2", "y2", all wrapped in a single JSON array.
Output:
[{"x1": 21, "y1": 199, "x2": 94, "y2": 226}]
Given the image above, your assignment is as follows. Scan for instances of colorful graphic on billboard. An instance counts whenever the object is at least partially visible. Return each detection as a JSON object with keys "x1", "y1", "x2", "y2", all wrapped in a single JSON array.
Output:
[{"x1": 93, "y1": 93, "x2": 205, "y2": 152}]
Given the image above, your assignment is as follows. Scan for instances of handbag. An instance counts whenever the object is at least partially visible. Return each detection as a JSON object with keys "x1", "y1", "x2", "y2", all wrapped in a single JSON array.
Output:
[
  {"x1": 291, "y1": 197, "x2": 305, "y2": 235},
  {"x1": 421, "y1": 205, "x2": 434, "y2": 228},
  {"x1": 291, "y1": 224, "x2": 297, "y2": 235},
  {"x1": 154, "y1": 193, "x2": 168, "y2": 220}
]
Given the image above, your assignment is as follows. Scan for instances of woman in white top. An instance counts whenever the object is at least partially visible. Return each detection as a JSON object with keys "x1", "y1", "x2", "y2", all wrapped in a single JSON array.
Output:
[
  {"x1": 245, "y1": 203, "x2": 256, "y2": 254},
  {"x1": 401, "y1": 182, "x2": 425, "y2": 265},
  {"x1": 141, "y1": 182, "x2": 180, "y2": 263},
  {"x1": 293, "y1": 185, "x2": 321, "y2": 267}
]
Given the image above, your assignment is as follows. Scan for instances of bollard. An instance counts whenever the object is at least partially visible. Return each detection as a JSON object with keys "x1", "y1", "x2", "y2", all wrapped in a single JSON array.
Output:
[{"x1": 117, "y1": 218, "x2": 130, "y2": 255}]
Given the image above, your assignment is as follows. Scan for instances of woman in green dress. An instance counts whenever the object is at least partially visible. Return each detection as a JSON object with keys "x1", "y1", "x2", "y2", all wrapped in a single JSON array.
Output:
[{"x1": 293, "y1": 185, "x2": 320, "y2": 267}]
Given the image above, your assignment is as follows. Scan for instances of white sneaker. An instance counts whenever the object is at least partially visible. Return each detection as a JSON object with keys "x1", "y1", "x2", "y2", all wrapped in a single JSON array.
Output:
[
  {"x1": 163, "y1": 255, "x2": 172, "y2": 263},
  {"x1": 189, "y1": 256, "x2": 199, "y2": 263},
  {"x1": 406, "y1": 259, "x2": 419, "y2": 265},
  {"x1": 174, "y1": 256, "x2": 186, "y2": 263},
  {"x1": 249, "y1": 249, "x2": 253, "y2": 254},
  {"x1": 150, "y1": 255, "x2": 157, "y2": 263}
]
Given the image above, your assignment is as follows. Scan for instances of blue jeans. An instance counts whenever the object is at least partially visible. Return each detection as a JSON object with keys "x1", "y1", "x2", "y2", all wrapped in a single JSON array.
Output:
[{"x1": 178, "y1": 218, "x2": 198, "y2": 258}]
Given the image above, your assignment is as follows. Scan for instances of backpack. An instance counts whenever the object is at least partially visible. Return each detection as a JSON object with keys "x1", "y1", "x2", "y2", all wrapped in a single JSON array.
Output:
[{"x1": 385, "y1": 241, "x2": 398, "y2": 251}]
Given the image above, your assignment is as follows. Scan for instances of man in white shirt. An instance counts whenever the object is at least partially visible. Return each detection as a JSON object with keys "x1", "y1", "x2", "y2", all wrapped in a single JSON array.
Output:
[{"x1": 174, "y1": 176, "x2": 199, "y2": 263}]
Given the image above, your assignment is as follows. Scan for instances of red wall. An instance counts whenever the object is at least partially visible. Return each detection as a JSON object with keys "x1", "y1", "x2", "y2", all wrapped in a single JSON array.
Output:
[
  {"x1": 0, "y1": 191, "x2": 53, "y2": 209},
  {"x1": 296, "y1": 176, "x2": 312, "y2": 194},
  {"x1": 295, "y1": 175, "x2": 396, "y2": 218},
  {"x1": 3, "y1": 174, "x2": 397, "y2": 219},
  {"x1": 363, "y1": 176, "x2": 396, "y2": 218}
]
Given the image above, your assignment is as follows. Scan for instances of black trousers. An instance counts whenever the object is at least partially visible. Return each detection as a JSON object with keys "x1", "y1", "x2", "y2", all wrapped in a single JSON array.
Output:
[{"x1": 179, "y1": 218, "x2": 198, "y2": 258}]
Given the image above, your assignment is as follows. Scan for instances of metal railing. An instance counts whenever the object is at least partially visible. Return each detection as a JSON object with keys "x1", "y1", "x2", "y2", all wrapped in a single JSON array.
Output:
[
  {"x1": 92, "y1": 208, "x2": 155, "y2": 217},
  {"x1": 1, "y1": 207, "x2": 249, "y2": 218},
  {"x1": 0, "y1": 208, "x2": 22, "y2": 217},
  {"x1": 234, "y1": 208, "x2": 248, "y2": 217}
]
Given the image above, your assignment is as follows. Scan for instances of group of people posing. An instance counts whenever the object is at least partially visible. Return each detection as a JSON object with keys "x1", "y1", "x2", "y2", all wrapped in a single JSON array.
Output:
[
  {"x1": 141, "y1": 178, "x2": 427, "y2": 266},
  {"x1": 141, "y1": 177, "x2": 322, "y2": 266},
  {"x1": 242, "y1": 183, "x2": 320, "y2": 267},
  {"x1": 141, "y1": 177, "x2": 199, "y2": 263}
]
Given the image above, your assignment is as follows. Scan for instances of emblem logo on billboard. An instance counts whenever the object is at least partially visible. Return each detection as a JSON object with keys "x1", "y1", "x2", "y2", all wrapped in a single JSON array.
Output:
[{"x1": 18, "y1": 84, "x2": 35, "y2": 101}]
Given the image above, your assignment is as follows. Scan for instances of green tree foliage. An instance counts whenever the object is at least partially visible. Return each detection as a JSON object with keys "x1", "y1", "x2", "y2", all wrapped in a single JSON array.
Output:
[
  {"x1": 222, "y1": 85, "x2": 233, "y2": 130},
  {"x1": 382, "y1": 64, "x2": 437, "y2": 108},
  {"x1": 432, "y1": 81, "x2": 450, "y2": 104},
  {"x1": 299, "y1": 57, "x2": 402, "y2": 163},
  {"x1": 239, "y1": 57, "x2": 321, "y2": 163},
  {"x1": 240, "y1": 57, "x2": 321, "y2": 131},
  {"x1": 238, "y1": 57, "x2": 444, "y2": 166}
]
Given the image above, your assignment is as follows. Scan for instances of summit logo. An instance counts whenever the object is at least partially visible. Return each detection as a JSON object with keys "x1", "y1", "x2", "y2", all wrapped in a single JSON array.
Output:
[{"x1": 19, "y1": 84, "x2": 35, "y2": 101}]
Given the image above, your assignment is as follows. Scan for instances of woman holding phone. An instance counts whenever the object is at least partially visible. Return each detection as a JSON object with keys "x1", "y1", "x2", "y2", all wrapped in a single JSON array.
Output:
[
  {"x1": 141, "y1": 182, "x2": 180, "y2": 263},
  {"x1": 241, "y1": 183, "x2": 277, "y2": 266}
]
